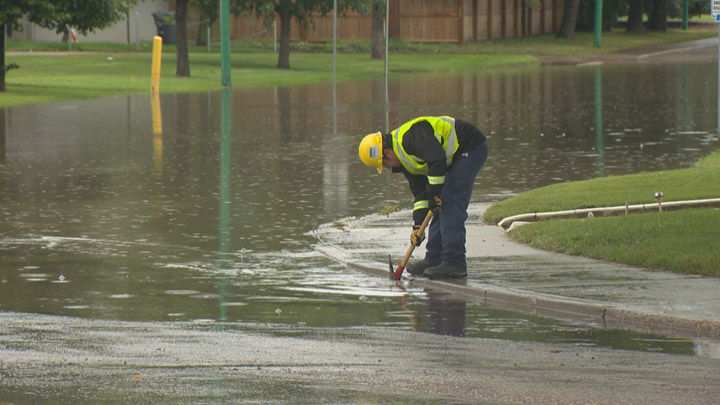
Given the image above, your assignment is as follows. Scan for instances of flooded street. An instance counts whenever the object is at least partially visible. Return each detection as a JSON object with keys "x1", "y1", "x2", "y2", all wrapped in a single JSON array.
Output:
[{"x1": 1, "y1": 60, "x2": 719, "y2": 402}]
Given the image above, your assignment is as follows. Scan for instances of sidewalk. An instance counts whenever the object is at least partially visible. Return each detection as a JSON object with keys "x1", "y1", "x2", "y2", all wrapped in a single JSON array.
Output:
[{"x1": 314, "y1": 203, "x2": 720, "y2": 341}]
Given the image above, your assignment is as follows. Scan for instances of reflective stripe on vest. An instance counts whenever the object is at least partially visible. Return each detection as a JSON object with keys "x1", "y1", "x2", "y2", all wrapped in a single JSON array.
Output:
[{"x1": 391, "y1": 116, "x2": 458, "y2": 176}]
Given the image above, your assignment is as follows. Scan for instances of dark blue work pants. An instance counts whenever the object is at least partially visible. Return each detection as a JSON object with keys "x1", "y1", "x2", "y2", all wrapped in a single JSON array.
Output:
[{"x1": 424, "y1": 141, "x2": 488, "y2": 268}]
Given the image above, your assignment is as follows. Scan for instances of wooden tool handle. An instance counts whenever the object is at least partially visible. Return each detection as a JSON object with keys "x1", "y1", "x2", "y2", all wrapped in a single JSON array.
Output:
[{"x1": 393, "y1": 210, "x2": 433, "y2": 280}]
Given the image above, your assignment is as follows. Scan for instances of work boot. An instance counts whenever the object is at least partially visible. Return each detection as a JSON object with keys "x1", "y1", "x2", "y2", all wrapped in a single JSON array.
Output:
[
  {"x1": 405, "y1": 259, "x2": 436, "y2": 276},
  {"x1": 423, "y1": 264, "x2": 467, "y2": 280}
]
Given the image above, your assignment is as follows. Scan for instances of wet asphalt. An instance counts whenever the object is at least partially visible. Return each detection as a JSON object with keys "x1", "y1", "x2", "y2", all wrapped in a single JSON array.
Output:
[{"x1": 1, "y1": 311, "x2": 719, "y2": 404}]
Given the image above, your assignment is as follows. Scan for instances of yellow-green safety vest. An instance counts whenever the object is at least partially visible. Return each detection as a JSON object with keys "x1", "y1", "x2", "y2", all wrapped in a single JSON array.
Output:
[{"x1": 391, "y1": 116, "x2": 459, "y2": 180}]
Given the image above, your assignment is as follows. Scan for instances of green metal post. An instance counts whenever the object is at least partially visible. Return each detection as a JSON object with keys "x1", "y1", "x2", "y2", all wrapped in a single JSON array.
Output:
[
  {"x1": 593, "y1": 0, "x2": 602, "y2": 47},
  {"x1": 220, "y1": 0, "x2": 231, "y2": 86},
  {"x1": 682, "y1": 0, "x2": 688, "y2": 30}
]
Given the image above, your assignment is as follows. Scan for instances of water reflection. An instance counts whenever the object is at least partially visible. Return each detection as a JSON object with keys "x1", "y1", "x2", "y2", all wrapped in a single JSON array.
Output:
[
  {"x1": 0, "y1": 64, "x2": 717, "y2": 355},
  {"x1": 594, "y1": 65, "x2": 605, "y2": 178},
  {"x1": 426, "y1": 290, "x2": 467, "y2": 337},
  {"x1": 218, "y1": 87, "x2": 233, "y2": 322}
]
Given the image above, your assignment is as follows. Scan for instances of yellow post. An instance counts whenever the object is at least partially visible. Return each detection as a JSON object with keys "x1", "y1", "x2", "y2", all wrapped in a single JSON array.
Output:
[
  {"x1": 151, "y1": 36, "x2": 162, "y2": 95},
  {"x1": 151, "y1": 36, "x2": 163, "y2": 175}
]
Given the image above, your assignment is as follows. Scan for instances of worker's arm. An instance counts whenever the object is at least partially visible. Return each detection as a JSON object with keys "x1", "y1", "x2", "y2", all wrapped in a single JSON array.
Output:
[{"x1": 404, "y1": 172, "x2": 430, "y2": 226}]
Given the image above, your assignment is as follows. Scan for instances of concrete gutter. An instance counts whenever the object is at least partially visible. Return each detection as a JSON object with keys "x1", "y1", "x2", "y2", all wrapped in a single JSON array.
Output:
[
  {"x1": 313, "y1": 204, "x2": 720, "y2": 342},
  {"x1": 497, "y1": 197, "x2": 720, "y2": 230},
  {"x1": 323, "y1": 248, "x2": 720, "y2": 341}
]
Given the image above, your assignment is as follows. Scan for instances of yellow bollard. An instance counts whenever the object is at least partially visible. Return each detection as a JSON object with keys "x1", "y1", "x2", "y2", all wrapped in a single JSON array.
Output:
[
  {"x1": 151, "y1": 36, "x2": 162, "y2": 95},
  {"x1": 151, "y1": 36, "x2": 163, "y2": 175}
]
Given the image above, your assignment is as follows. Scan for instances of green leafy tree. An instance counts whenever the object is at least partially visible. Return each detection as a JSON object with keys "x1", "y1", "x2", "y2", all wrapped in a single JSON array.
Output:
[
  {"x1": 231, "y1": 0, "x2": 368, "y2": 69},
  {"x1": 1, "y1": 1, "x2": 55, "y2": 91},
  {"x1": 191, "y1": 0, "x2": 220, "y2": 46},
  {"x1": 576, "y1": 0, "x2": 625, "y2": 31},
  {"x1": 0, "y1": 0, "x2": 130, "y2": 91}
]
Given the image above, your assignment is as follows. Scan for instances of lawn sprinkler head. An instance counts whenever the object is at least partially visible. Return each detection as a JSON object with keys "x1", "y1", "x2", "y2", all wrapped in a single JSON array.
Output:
[{"x1": 654, "y1": 192, "x2": 664, "y2": 212}]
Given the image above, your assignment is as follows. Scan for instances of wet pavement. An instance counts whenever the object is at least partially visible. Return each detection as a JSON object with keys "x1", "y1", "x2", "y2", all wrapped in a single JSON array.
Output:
[
  {"x1": 314, "y1": 204, "x2": 720, "y2": 341},
  {"x1": 2, "y1": 311, "x2": 719, "y2": 404}
]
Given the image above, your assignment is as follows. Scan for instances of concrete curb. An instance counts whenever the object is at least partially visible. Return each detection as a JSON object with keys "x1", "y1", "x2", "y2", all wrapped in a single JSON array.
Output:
[
  {"x1": 315, "y1": 237, "x2": 720, "y2": 342},
  {"x1": 497, "y1": 197, "x2": 720, "y2": 229}
]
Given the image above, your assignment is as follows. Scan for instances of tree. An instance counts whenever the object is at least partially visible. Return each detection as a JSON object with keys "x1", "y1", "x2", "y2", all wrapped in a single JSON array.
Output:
[
  {"x1": 191, "y1": 0, "x2": 220, "y2": 46},
  {"x1": 370, "y1": 0, "x2": 385, "y2": 60},
  {"x1": 232, "y1": 0, "x2": 368, "y2": 69},
  {"x1": 556, "y1": 0, "x2": 580, "y2": 39},
  {"x1": 626, "y1": 0, "x2": 643, "y2": 32},
  {"x1": 175, "y1": 0, "x2": 190, "y2": 77},
  {"x1": 648, "y1": 0, "x2": 668, "y2": 31},
  {"x1": 0, "y1": 0, "x2": 128, "y2": 92}
]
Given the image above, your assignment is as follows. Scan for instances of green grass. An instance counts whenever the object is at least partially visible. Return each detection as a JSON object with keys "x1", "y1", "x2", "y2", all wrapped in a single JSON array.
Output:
[
  {"x1": 484, "y1": 167, "x2": 720, "y2": 224},
  {"x1": 696, "y1": 149, "x2": 720, "y2": 168},
  {"x1": 509, "y1": 209, "x2": 720, "y2": 277},
  {"x1": 2, "y1": 49, "x2": 534, "y2": 107},
  {"x1": 2, "y1": 26, "x2": 717, "y2": 107},
  {"x1": 487, "y1": 154, "x2": 720, "y2": 277}
]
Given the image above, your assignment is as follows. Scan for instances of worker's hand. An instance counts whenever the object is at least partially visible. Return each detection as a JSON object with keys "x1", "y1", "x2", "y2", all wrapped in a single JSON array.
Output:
[
  {"x1": 410, "y1": 224, "x2": 425, "y2": 247},
  {"x1": 428, "y1": 195, "x2": 442, "y2": 213}
]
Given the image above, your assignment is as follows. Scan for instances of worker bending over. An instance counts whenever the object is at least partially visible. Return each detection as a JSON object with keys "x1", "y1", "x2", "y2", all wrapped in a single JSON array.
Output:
[{"x1": 359, "y1": 116, "x2": 488, "y2": 279}]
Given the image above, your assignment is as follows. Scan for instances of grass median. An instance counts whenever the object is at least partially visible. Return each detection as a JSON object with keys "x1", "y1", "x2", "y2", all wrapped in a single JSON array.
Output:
[
  {"x1": 2, "y1": 27, "x2": 716, "y2": 107},
  {"x1": 485, "y1": 151, "x2": 720, "y2": 277},
  {"x1": 2, "y1": 39, "x2": 534, "y2": 107}
]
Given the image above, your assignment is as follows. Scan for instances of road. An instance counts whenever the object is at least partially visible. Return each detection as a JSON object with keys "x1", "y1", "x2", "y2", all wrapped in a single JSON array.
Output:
[{"x1": 1, "y1": 312, "x2": 718, "y2": 404}]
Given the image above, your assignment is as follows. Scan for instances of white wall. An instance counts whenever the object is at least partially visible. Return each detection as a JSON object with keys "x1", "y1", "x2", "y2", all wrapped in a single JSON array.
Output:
[{"x1": 15, "y1": 0, "x2": 169, "y2": 44}]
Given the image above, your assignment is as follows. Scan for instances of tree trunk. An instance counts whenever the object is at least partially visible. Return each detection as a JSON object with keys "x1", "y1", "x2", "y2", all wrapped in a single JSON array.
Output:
[
  {"x1": 556, "y1": 0, "x2": 580, "y2": 40},
  {"x1": 196, "y1": 19, "x2": 207, "y2": 46},
  {"x1": 626, "y1": 0, "x2": 644, "y2": 32},
  {"x1": 0, "y1": 24, "x2": 6, "y2": 92},
  {"x1": 648, "y1": 0, "x2": 667, "y2": 31},
  {"x1": 276, "y1": 6, "x2": 292, "y2": 69},
  {"x1": 176, "y1": 0, "x2": 190, "y2": 77},
  {"x1": 371, "y1": 4, "x2": 385, "y2": 60}
]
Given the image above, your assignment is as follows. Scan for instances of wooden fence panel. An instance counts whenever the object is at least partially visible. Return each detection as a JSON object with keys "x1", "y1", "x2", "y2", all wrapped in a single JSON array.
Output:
[
  {"x1": 399, "y1": 0, "x2": 461, "y2": 42},
  {"x1": 190, "y1": 0, "x2": 563, "y2": 44}
]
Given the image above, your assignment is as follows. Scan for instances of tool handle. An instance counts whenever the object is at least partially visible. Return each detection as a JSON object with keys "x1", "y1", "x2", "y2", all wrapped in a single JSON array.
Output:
[{"x1": 393, "y1": 210, "x2": 433, "y2": 280}]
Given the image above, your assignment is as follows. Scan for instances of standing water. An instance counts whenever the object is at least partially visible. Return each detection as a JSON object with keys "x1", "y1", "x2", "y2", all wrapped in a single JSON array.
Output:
[{"x1": 0, "y1": 62, "x2": 717, "y2": 354}]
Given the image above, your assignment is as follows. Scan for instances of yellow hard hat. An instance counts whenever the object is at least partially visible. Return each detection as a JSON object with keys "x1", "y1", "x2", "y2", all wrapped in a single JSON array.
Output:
[{"x1": 358, "y1": 132, "x2": 383, "y2": 174}]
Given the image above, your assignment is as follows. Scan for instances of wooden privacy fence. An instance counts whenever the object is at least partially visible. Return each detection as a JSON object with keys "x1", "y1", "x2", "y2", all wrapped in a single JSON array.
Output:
[{"x1": 184, "y1": 0, "x2": 563, "y2": 44}]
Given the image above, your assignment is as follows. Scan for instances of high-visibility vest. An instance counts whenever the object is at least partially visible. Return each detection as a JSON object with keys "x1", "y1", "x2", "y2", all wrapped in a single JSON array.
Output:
[{"x1": 391, "y1": 116, "x2": 459, "y2": 178}]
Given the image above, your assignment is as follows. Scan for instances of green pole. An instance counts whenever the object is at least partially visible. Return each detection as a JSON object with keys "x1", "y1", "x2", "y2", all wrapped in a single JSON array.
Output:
[
  {"x1": 593, "y1": 0, "x2": 602, "y2": 47},
  {"x1": 220, "y1": 0, "x2": 231, "y2": 86},
  {"x1": 682, "y1": 0, "x2": 688, "y2": 30}
]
